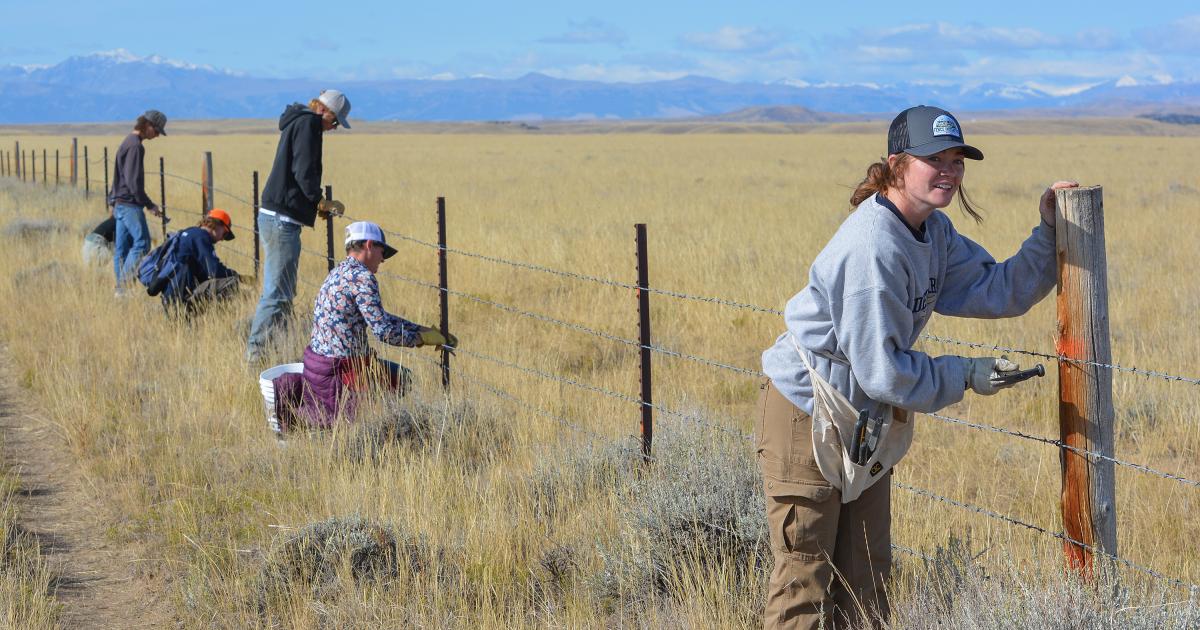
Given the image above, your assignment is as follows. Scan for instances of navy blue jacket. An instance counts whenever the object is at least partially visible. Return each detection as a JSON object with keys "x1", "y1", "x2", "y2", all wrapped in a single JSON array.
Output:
[
  {"x1": 260, "y1": 104, "x2": 323, "y2": 227},
  {"x1": 161, "y1": 227, "x2": 236, "y2": 301}
]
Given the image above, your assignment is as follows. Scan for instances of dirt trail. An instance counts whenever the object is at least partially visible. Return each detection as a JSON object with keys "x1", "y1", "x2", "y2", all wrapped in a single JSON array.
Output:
[{"x1": 0, "y1": 364, "x2": 175, "y2": 629}]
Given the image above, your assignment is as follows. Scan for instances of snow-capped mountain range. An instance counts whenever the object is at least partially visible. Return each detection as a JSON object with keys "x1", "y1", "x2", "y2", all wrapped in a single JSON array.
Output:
[{"x1": 4, "y1": 50, "x2": 1199, "y2": 124}]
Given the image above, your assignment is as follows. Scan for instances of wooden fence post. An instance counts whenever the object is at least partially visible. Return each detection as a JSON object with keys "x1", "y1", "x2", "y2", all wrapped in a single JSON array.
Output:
[
  {"x1": 1055, "y1": 184, "x2": 1117, "y2": 578},
  {"x1": 201, "y1": 151, "x2": 214, "y2": 214},
  {"x1": 635, "y1": 223, "x2": 653, "y2": 460}
]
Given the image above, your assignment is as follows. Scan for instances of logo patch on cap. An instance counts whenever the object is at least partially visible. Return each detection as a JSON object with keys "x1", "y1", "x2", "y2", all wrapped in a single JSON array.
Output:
[{"x1": 932, "y1": 114, "x2": 961, "y2": 139}]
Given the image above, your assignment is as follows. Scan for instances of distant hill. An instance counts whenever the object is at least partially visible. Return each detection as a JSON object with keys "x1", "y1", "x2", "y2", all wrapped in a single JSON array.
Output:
[
  {"x1": 705, "y1": 105, "x2": 862, "y2": 123},
  {"x1": 7, "y1": 50, "x2": 1200, "y2": 124}
]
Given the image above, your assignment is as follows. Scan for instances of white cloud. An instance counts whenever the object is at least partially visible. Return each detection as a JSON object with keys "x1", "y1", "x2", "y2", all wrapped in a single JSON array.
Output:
[
  {"x1": 680, "y1": 26, "x2": 784, "y2": 53},
  {"x1": 1137, "y1": 15, "x2": 1200, "y2": 54},
  {"x1": 539, "y1": 18, "x2": 627, "y2": 46}
]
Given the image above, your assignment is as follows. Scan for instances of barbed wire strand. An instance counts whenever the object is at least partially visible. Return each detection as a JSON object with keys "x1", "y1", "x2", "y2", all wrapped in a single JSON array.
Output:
[
  {"x1": 374, "y1": 269, "x2": 762, "y2": 377},
  {"x1": 923, "y1": 412, "x2": 1200, "y2": 489},
  {"x1": 920, "y1": 334, "x2": 1200, "y2": 386},
  {"x1": 147, "y1": 170, "x2": 256, "y2": 208},
  {"x1": 390, "y1": 345, "x2": 648, "y2": 458},
  {"x1": 894, "y1": 481, "x2": 1200, "y2": 594}
]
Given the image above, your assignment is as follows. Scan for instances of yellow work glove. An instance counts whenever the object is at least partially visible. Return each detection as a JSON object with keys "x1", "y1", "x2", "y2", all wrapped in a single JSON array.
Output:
[
  {"x1": 962, "y1": 355, "x2": 1020, "y2": 396},
  {"x1": 316, "y1": 198, "x2": 345, "y2": 219},
  {"x1": 419, "y1": 327, "x2": 458, "y2": 350}
]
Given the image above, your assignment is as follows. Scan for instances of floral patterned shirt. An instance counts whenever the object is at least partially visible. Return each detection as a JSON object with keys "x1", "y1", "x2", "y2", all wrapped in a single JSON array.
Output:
[{"x1": 309, "y1": 257, "x2": 422, "y2": 357}]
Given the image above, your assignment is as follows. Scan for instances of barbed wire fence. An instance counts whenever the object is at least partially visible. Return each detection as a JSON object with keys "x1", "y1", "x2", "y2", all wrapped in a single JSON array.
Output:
[{"x1": 3, "y1": 139, "x2": 1199, "y2": 597}]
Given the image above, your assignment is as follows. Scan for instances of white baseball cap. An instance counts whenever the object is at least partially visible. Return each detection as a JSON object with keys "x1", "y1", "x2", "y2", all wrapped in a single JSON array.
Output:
[
  {"x1": 344, "y1": 221, "x2": 397, "y2": 259},
  {"x1": 317, "y1": 89, "x2": 352, "y2": 129}
]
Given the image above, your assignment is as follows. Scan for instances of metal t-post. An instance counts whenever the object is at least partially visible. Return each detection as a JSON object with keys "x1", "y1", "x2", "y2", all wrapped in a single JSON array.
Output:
[
  {"x1": 635, "y1": 223, "x2": 653, "y2": 460},
  {"x1": 324, "y1": 185, "x2": 335, "y2": 272},
  {"x1": 437, "y1": 197, "x2": 451, "y2": 391}
]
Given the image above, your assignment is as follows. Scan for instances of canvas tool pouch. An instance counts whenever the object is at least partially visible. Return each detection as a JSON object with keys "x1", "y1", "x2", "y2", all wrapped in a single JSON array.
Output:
[{"x1": 790, "y1": 335, "x2": 914, "y2": 503}]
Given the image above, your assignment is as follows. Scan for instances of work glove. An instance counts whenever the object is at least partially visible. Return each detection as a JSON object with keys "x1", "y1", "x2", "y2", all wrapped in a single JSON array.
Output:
[
  {"x1": 316, "y1": 198, "x2": 345, "y2": 219},
  {"x1": 962, "y1": 355, "x2": 1021, "y2": 396},
  {"x1": 419, "y1": 327, "x2": 458, "y2": 350}
]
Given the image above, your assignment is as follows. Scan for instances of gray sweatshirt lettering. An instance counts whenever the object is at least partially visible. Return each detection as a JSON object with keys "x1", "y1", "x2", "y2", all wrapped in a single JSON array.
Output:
[{"x1": 761, "y1": 194, "x2": 1056, "y2": 416}]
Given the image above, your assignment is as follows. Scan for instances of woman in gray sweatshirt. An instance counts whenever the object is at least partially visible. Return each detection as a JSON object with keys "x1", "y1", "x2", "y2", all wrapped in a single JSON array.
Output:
[{"x1": 757, "y1": 105, "x2": 1077, "y2": 630}]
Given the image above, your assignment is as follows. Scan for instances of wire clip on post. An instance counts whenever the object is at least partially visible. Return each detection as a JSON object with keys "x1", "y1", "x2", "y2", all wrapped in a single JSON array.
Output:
[
  {"x1": 635, "y1": 223, "x2": 653, "y2": 461},
  {"x1": 437, "y1": 197, "x2": 451, "y2": 392}
]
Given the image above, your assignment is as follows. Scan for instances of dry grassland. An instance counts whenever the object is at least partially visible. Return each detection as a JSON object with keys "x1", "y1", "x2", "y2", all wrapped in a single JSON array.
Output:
[{"x1": 0, "y1": 129, "x2": 1197, "y2": 627}]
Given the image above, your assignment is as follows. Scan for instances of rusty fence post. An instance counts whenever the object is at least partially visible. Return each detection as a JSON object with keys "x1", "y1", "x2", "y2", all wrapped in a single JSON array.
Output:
[
  {"x1": 84, "y1": 146, "x2": 90, "y2": 198},
  {"x1": 1055, "y1": 185, "x2": 1117, "y2": 579},
  {"x1": 70, "y1": 138, "x2": 77, "y2": 186},
  {"x1": 437, "y1": 197, "x2": 451, "y2": 391},
  {"x1": 54, "y1": 149, "x2": 59, "y2": 185},
  {"x1": 159, "y1": 157, "x2": 168, "y2": 239},
  {"x1": 13, "y1": 141, "x2": 19, "y2": 180},
  {"x1": 635, "y1": 223, "x2": 653, "y2": 460},
  {"x1": 103, "y1": 146, "x2": 109, "y2": 202},
  {"x1": 201, "y1": 151, "x2": 214, "y2": 214},
  {"x1": 31, "y1": 147, "x2": 36, "y2": 183},
  {"x1": 253, "y1": 171, "x2": 260, "y2": 282}
]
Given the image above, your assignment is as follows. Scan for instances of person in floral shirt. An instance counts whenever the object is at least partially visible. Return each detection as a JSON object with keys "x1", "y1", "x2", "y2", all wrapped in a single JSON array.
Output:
[{"x1": 297, "y1": 221, "x2": 457, "y2": 427}]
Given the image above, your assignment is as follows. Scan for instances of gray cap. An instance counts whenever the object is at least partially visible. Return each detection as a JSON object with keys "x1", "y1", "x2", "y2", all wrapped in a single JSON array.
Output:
[
  {"x1": 317, "y1": 89, "x2": 351, "y2": 129},
  {"x1": 143, "y1": 109, "x2": 167, "y2": 136},
  {"x1": 887, "y1": 105, "x2": 982, "y2": 160}
]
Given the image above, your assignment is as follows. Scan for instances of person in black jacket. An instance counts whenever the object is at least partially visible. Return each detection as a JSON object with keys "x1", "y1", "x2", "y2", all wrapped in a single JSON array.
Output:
[
  {"x1": 160, "y1": 209, "x2": 241, "y2": 316},
  {"x1": 245, "y1": 90, "x2": 349, "y2": 362}
]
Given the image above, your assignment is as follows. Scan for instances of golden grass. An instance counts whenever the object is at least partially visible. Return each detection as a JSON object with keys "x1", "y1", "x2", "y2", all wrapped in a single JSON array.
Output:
[{"x1": 0, "y1": 129, "x2": 1197, "y2": 626}]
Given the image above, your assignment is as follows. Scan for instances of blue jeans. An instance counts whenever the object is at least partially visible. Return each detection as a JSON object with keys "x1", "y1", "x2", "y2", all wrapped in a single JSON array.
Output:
[
  {"x1": 246, "y1": 211, "x2": 302, "y2": 360},
  {"x1": 113, "y1": 203, "x2": 151, "y2": 286}
]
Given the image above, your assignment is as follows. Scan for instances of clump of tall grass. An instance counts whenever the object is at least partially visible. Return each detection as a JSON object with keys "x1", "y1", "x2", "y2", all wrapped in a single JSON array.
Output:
[
  {"x1": 588, "y1": 424, "x2": 767, "y2": 606},
  {"x1": 889, "y1": 535, "x2": 1200, "y2": 629},
  {"x1": 255, "y1": 515, "x2": 450, "y2": 610},
  {"x1": 0, "y1": 486, "x2": 60, "y2": 628},
  {"x1": 329, "y1": 389, "x2": 514, "y2": 469}
]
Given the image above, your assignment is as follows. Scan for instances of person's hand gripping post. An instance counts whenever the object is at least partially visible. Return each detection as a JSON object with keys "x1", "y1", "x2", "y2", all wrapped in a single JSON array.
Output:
[
  {"x1": 419, "y1": 327, "x2": 459, "y2": 353},
  {"x1": 316, "y1": 198, "x2": 345, "y2": 220}
]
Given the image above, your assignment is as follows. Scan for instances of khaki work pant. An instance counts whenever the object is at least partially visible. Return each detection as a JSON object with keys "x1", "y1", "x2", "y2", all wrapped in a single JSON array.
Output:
[{"x1": 756, "y1": 378, "x2": 891, "y2": 630}]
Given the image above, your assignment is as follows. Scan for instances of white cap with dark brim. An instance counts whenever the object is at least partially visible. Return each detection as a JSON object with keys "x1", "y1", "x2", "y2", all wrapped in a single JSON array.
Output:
[{"x1": 344, "y1": 221, "x2": 397, "y2": 259}]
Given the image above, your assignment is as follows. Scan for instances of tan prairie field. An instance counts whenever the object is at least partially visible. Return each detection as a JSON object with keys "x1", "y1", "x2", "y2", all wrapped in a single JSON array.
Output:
[{"x1": 0, "y1": 128, "x2": 1198, "y2": 628}]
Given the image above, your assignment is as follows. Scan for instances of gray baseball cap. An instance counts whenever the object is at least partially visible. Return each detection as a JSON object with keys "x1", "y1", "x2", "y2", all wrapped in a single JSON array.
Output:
[
  {"x1": 317, "y1": 89, "x2": 351, "y2": 129},
  {"x1": 888, "y1": 105, "x2": 982, "y2": 160},
  {"x1": 143, "y1": 109, "x2": 167, "y2": 136}
]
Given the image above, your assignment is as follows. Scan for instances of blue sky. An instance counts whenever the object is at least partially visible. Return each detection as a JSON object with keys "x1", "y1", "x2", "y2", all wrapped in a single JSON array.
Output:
[{"x1": 5, "y1": 1, "x2": 1200, "y2": 89}]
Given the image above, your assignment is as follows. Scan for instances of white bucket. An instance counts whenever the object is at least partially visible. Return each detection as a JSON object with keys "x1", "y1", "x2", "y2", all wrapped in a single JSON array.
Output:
[{"x1": 259, "y1": 363, "x2": 304, "y2": 435}]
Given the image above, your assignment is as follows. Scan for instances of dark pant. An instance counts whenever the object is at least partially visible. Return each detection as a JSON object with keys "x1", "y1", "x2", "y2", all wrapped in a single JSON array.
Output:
[
  {"x1": 756, "y1": 378, "x2": 892, "y2": 630},
  {"x1": 164, "y1": 276, "x2": 241, "y2": 318}
]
